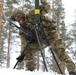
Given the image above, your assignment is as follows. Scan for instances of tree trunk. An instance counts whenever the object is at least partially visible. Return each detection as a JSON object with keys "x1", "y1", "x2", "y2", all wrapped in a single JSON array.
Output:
[
  {"x1": 0, "y1": 0, "x2": 4, "y2": 52},
  {"x1": 6, "y1": 27, "x2": 10, "y2": 68}
]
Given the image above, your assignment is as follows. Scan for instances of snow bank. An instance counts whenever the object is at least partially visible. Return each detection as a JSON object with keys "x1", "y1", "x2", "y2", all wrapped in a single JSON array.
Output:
[{"x1": 0, "y1": 68, "x2": 57, "y2": 75}]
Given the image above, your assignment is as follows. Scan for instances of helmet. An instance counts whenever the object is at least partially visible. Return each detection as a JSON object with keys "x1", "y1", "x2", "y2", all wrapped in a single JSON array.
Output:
[{"x1": 11, "y1": 9, "x2": 25, "y2": 21}]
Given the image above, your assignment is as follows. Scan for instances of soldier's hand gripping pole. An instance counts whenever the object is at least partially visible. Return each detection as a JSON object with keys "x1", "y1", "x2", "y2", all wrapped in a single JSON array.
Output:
[
  {"x1": 35, "y1": 0, "x2": 63, "y2": 74},
  {"x1": 10, "y1": 21, "x2": 37, "y2": 41},
  {"x1": 35, "y1": 0, "x2": 48, "y2": 71},
  {"x1": 13, "y1": 40, "x2": 31, "y2": 69}
]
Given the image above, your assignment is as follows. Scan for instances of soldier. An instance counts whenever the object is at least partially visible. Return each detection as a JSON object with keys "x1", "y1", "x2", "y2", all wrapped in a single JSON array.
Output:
[{"x1": 11, "y1": 0, "x2": 76, "y2": 75}]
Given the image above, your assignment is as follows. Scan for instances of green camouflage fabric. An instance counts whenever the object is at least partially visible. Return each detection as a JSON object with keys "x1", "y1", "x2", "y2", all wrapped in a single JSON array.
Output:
[
  {"x1": 13, "y1": 1, "x2": 76, "y2": 73},
  {"x1": 11, "y1": 9, "x2": 25, "y2": 21}
]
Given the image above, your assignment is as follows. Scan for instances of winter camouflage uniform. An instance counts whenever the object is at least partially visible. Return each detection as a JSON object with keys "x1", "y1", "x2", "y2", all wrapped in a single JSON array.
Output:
[{"x1": 11, "y1": 0, "x2": 76, "y2": 73}]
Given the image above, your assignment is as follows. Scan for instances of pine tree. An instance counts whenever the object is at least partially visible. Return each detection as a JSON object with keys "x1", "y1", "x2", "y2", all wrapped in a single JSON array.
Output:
[
  {"x1": 51, "y1": 0, "x2": 67, "y2": 74},
  {"x1": 2, "y1": 0, "x2": 20, "y2": 67},
  {"x1": 70, "y1": 17, "x2": 76, "y2": 66},
  {"x1": 0, "y1": 0, "x2": 5, "y2": 67},
  {"x1": 0, "y1": 0, "x2": 4, "y2": 51}
]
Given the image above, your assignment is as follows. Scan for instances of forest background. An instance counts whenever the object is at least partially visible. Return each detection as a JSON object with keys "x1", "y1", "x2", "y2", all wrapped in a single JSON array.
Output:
[{"x1": 0, "y1": 0, "x2": 76, "y2": 74}]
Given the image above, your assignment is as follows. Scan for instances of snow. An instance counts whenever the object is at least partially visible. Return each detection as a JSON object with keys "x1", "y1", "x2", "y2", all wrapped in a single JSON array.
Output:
[
  {"x1": 62, "y1": 0, "x2": 76, "y2": 24},
  {"x1": 0, "y1": 68, "x2": 61, "y2": 75}
]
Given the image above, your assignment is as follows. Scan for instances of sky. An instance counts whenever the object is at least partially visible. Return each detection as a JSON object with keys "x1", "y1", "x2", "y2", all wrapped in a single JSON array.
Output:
[{"x1": 62, "y1": 0, "x2": 76, "y2": 24}]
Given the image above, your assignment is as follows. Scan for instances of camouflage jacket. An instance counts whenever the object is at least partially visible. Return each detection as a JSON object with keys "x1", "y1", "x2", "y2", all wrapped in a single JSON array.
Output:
[{"x1": 20, "y1": 2, "x2": 56, "y2": 38}]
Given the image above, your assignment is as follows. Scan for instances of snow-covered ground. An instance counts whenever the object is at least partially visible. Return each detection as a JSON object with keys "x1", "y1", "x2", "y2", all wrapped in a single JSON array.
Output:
[{"x1": 0, "y1": 68, "x2": 62, "y2": 75}]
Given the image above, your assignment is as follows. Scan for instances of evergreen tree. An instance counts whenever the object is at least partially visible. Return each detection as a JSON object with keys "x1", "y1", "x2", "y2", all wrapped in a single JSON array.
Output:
[
  {"x1": 2, "y1": 0, "x2": 19, "y2": 67},
  {"x1": 0, "y1": 0, "x2": 6, "y2": 68},
  {"x1": 51, "y1": 0, "x2": 76, "y2": 74},
  {"x1": 70, "y1": 17, "x2": 76, "y2": 66},
  {"x1": 2, "y1": 0, "x2": 74, "y2": 72},
  {"x1": 51, "y1": 0, "x2": 68, "y2": 74},
  {"x1": 3, "y1": 0, "x2": 35, "y2": 68}
]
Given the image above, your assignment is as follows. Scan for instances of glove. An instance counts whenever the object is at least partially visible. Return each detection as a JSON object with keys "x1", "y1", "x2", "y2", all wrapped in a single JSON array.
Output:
[
  {"x1": 16, "y1": 54, "x2": 25, "y2": 62},
  {"x1": 27, "y1": 30, "x2": 37, "y2": 43}
]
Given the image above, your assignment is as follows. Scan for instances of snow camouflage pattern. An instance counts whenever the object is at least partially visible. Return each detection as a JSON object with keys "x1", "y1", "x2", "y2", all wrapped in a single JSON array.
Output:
[{"x1": 12, "y1": 0, "x2": 76, "y2": 73}]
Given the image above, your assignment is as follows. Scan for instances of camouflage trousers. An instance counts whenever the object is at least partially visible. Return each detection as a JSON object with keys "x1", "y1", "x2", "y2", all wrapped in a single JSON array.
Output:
[{"x1": 18, "y1": 25, "x2": 76, "y2": 73}]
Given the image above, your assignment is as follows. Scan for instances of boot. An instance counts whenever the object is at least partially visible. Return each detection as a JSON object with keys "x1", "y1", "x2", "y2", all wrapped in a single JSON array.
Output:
[{"x1": 69, "y1": 72, "x2": 76, "y2": 75}]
